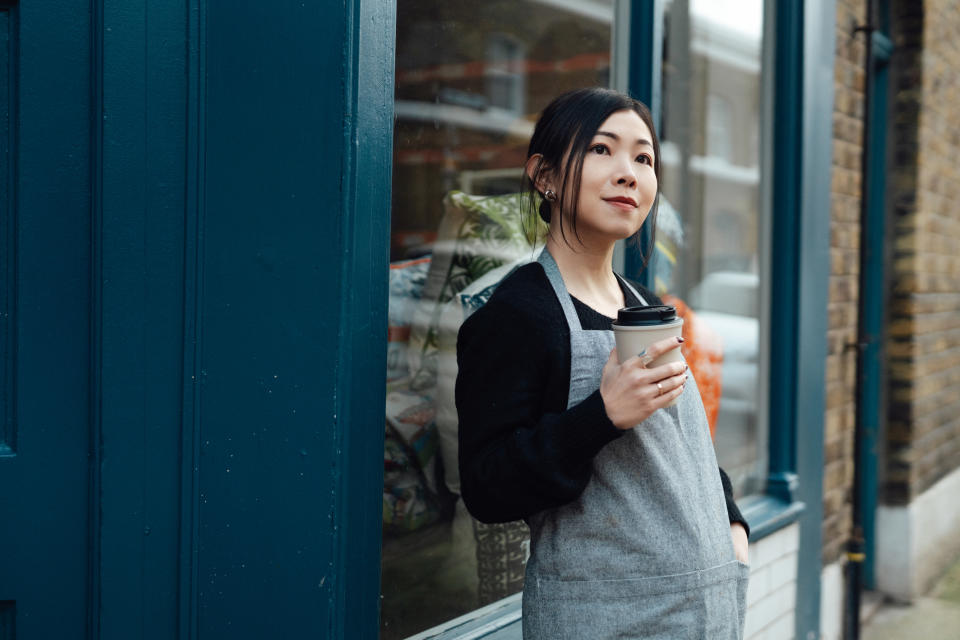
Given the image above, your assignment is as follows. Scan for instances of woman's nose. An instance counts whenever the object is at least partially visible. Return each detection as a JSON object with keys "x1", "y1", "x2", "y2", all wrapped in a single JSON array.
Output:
[{"x1": 614, "y1": 157, "x2": 638, "y2": 187}]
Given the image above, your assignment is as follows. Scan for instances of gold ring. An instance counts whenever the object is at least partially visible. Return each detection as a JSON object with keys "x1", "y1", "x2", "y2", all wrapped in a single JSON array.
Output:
[{"x1": 657, "y1": 382, "x2": 663, "y2": 395}]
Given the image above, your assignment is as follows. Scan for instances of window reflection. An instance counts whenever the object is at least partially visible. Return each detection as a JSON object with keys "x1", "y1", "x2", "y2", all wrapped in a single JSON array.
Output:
[
  {"x1": 656, "y1": 0, "x2": 770, "y2": 498},
  {"x1": 384, "y1": 2, "x2": 614, "y2": 637}
]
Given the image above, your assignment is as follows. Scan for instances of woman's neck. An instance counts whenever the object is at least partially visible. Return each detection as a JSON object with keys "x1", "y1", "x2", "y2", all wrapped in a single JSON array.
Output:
[{"x1": 545, "y1": 234, "x2": 624, "y2": 316}]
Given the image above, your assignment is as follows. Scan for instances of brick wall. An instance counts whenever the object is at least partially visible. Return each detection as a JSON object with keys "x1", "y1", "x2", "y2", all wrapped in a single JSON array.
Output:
[
  {"x1": 823, "y1": 0, "x2": 866, "y2": 566},
  {"x1": 886, "y1": 0, "x2": 960, "y2": 505}
]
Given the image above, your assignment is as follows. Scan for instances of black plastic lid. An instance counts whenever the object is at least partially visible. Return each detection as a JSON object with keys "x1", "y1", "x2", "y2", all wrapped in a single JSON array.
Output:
[{"x1": 614, "y1": 305, "x2": 677, "y2": 326}]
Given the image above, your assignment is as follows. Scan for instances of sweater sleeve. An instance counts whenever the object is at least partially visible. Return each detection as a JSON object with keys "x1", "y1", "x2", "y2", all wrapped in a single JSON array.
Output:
[
  {"x1": 456, "y1": 298, "x2": 624, "y2": 524},
  {"x1": 719, "y1": 467, "x2": 750, "y2": 536}
]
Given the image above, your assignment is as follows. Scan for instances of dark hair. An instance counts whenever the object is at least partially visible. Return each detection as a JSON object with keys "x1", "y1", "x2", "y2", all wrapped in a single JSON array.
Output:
[{"x1": 523, "y1": 87, "x2": 661, "y2": 268}]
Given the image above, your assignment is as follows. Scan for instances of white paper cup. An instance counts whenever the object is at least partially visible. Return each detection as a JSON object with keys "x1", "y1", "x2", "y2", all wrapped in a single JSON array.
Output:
[{"x1": 612, "y1": 308, "x2": 684, "y2": 407}]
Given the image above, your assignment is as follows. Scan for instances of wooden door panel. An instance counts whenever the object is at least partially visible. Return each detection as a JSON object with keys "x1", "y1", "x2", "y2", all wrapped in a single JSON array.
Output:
[
  {"x1": 0, "y1": 1, "x2": 91, "y2": 637},
  {"x1": 1, "y1": 6, "x2": 13, "y2": 459}
]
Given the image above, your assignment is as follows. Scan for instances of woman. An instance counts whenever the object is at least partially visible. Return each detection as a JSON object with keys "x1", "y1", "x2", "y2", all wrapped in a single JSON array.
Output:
[{"x1": 456, "y1": 88, "x2": 750, "y2": 639}]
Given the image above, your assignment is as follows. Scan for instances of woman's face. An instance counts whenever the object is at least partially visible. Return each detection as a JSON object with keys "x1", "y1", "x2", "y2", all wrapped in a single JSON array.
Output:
[{"x1": 563, "y1": 109, "x2": 658, "y2": 244}]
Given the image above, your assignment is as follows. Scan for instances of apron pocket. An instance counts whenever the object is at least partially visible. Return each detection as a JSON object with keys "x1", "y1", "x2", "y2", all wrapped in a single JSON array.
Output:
[
  {"x1": 736, "y1": 561, "x2": 751, "y2": 634},
  {"x1": 523, "y1": 561, "x2": 747, "y2": 640}
]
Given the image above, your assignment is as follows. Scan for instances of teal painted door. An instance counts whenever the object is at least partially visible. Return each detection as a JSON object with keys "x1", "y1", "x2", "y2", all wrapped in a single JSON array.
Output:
[
  {"x1": 0, "y1": 1, "x2": 92, "y2": 636},
  {"x1": 0, "y1": 1, "x2": 396, "y2": 637}
]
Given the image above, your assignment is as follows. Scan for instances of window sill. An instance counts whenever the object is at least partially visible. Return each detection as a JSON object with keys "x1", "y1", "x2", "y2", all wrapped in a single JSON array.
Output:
[
  {"x1": 738, "y1": 494, "x2": 805, "y2": 541},
  {"x1": 406, "y1": 593, "x2": 521, "y2": 640}
]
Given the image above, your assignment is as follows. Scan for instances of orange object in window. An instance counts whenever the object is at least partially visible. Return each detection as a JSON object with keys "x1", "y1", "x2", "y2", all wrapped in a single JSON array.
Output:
[{"x1": 661, "y1": 295, "x2": 724, "y2": 439}]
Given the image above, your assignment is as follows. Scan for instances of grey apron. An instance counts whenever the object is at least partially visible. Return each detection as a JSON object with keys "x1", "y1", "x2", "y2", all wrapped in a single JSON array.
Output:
[{"x1": 522, "y1": 249, "x2": 749, "y2": 640}]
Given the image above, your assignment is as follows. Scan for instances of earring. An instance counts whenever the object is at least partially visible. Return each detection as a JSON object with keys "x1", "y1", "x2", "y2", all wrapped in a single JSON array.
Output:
[
  {"x1": 538, "y1": 199, "x2": 552, "y2": 223},
  {"x1": 544, "y1": 189, "x2": 557, "y2": 202}
]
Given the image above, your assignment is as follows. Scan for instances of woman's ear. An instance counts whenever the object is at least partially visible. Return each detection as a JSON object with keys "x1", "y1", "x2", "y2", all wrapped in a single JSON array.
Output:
[{"x1": 525, "y1": 154, "x2": 554, "y2": 195}]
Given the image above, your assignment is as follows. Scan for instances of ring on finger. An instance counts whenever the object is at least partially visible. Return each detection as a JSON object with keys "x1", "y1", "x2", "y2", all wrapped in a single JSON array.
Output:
[
  {"x1": 656, "y1": 382, "x2": 663, "y2": 396},
  {"x1": 638, "y1": 348, "x2": 654, "y2": 367}
]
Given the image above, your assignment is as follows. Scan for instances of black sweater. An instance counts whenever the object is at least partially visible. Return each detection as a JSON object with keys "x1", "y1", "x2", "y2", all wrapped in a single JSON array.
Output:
[{"x1": 455, "y1": 261, "x2": 748, "y2": 533}]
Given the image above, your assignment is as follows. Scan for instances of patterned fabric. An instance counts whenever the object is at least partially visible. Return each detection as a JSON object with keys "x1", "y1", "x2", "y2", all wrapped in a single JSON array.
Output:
[
  {"x1": 398, "y1": 190, "x2": 544, "y2": 500},
  {"x1": 385, "y1": 191, "x2": 544, "y2": 548},
  {"x1": 407, "y1": 191, "x2": 546, "y2": 393},
  {"x1": 459, "y1": 282, "x2": 500, "y2": 315},
  {"x1": 474, "y1": 519, "x2": 531, "y2": 606},
  {"x1": 387, "y1": 257, "x2": 431, "y2": 382},
  {"x1": 383, "y1": 388, "x2": 441, "y2": 533},
  {"x1": 432, "y1": 191, "x2": 543, "y2": 304},
  {"x1": 383, "y1": 430, "x2": 441, "y2": 533},
  {"x1": 435, "y1": 257, "x2": 536, "y2": 495},
  {"x1": 386, "y1": 389, "x2": 439, "y2": 472}
]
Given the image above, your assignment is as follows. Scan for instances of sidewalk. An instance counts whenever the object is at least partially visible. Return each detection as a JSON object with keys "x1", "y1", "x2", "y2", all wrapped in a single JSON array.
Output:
[{"x1": 862, "y1": 554, "x2": 960, "y2": 640}]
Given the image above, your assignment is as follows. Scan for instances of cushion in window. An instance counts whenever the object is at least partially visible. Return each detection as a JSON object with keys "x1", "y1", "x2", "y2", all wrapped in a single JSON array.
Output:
[
  {"x1": 387, "y1": 256, "x2": 431, "y2": 382},
  {"x1": 406, "y1": 190, "x2": 545, "y2": 393}
]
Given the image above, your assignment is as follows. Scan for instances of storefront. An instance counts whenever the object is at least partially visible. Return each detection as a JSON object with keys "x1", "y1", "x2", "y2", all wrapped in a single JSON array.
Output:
[
  {"x1": 378, "y1": 1, "x2": 834, "y2": 638},
  {"x1": 0, "y1": 0, "x2": 837, "y2": 637}
]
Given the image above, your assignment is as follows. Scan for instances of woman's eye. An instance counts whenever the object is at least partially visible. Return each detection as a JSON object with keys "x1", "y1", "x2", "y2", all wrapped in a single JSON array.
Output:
[
  {"x1": 589, "y1": 144, "x2": 609, "y2": 155},
  {"x1": 636, "y1": 155, "x2": 652, "y2": 165}
]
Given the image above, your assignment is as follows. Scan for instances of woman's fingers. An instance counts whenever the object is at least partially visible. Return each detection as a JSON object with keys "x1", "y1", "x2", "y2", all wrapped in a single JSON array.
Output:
[
  {"x1": 644, "y1": 360, "x2": 688, "y2": 383},
  {"x1": 602, "y1": 345, "x2": 688, "y2": 429},
  {"x1": 607, "y1": 348, "x2": 619, "y2": 367},
  {"x1": 653, "y1": 377, "x2": 686, "y2": 405},
  {"x1": 663, "y1": 370, "x2": 688, "y2": 392},
  {"x1": 620, "y1": 335, "x2": 683, "y2": 370},
  {"x1": 644, "y1": 335, "x2": 684, "y2": 361},
  {"x1": 647, "y1": 370, "x2": 686, "y2": 399}
]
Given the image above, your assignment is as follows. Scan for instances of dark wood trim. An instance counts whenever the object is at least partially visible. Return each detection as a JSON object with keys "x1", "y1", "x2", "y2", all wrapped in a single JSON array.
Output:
[{"x1": 331, "y1": 0, "x2": 397, "y2": 637}]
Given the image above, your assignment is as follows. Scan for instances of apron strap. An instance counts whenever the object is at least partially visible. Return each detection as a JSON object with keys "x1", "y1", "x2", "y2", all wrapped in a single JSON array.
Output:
[
  {"x1": 614, "y1": 273, "x2": 648, "y2": 306},
  {"x1": 538, "y1": 248, "x2": 651, "y2": 330},
  {"x1": 537, "y1": 248, "x2": 582, "y2": 331}
]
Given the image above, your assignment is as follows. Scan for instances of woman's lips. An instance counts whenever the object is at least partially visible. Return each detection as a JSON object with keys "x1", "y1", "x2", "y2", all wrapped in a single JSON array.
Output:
[{"x1": 604, "y1": 196, "x2": 638, "y2": 208}]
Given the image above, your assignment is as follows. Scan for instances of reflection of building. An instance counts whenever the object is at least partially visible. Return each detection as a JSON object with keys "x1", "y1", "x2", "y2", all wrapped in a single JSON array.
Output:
[
  {"x1": 650, "y1": 6, "x2": 771, "y2": 510},
  {"x1": 5, "y1": 1, "x2": 960, "y2": 639},
  {"x1": 657, "y1": 0, "x2": 769, "y2": 504},
  {"x1": 660, "y1": 1, "x2": 764, "y2": 297},
  {"x1": 391, "y1": 2, "x2": 614, "y2": 260}
]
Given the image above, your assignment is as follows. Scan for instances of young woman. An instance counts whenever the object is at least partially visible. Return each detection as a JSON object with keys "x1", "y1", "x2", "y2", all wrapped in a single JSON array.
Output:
[{"x1": 456, "y1": 88, "x2": 750, "y2": 639}]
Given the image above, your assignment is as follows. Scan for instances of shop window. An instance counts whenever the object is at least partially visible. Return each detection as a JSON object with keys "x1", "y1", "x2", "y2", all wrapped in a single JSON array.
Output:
[
  {"x1": 485, "y1": 33, "x2": 526, "y2": 114},
  {"x1": 657, "y1": 0, "x2": 772, "y2": 498},
  {"x1": 706, "y1": 94, "x2": 733, "y2": 161},
  {"x1": 383, "y1": 1, "x2": 615, "y2": 637}
]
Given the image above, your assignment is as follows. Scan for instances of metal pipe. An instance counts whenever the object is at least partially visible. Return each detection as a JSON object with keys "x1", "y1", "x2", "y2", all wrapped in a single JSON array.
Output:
[{"x1": 845, "y1": 0, "x2": 876, "y2": 637}]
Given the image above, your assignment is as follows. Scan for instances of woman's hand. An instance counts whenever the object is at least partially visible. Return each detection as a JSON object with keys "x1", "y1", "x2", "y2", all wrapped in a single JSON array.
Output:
[
  {"x1": 600, "y1": 336, "x2": 688, "y2": 430},
  {"x1": 731, "y1": 522, "x2": 749, "y2": 564}
]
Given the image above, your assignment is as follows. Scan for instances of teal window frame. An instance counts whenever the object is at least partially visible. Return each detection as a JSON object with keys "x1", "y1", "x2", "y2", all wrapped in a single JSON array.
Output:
[{"x1": 366, "y1": 1, "x2": 837, "y2": 638}]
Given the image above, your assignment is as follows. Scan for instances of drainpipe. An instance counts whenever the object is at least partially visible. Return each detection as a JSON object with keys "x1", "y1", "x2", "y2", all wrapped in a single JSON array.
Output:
[{"x1": 846, "y1": 1, "x2": 876, "y2": 638}]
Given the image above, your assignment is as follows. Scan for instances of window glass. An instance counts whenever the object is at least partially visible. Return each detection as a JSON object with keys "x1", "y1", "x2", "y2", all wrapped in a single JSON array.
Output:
[
  {"x1": 656, "y1": 0, "x2": 771, "y2": 498},
  {"x1": 383, "y1": 2, "x2": 614, "y2": 637}
]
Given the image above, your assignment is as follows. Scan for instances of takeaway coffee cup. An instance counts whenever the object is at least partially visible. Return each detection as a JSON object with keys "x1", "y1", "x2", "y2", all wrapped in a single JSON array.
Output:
[{"x1": 611, "y1": 305, "x2": 685, "y2": 407}]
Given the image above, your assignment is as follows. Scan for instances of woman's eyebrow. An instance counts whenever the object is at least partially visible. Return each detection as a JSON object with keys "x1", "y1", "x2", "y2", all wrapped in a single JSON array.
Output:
[{"x1": 595, "y1": 130, "x2": 654, "y2": 148}]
